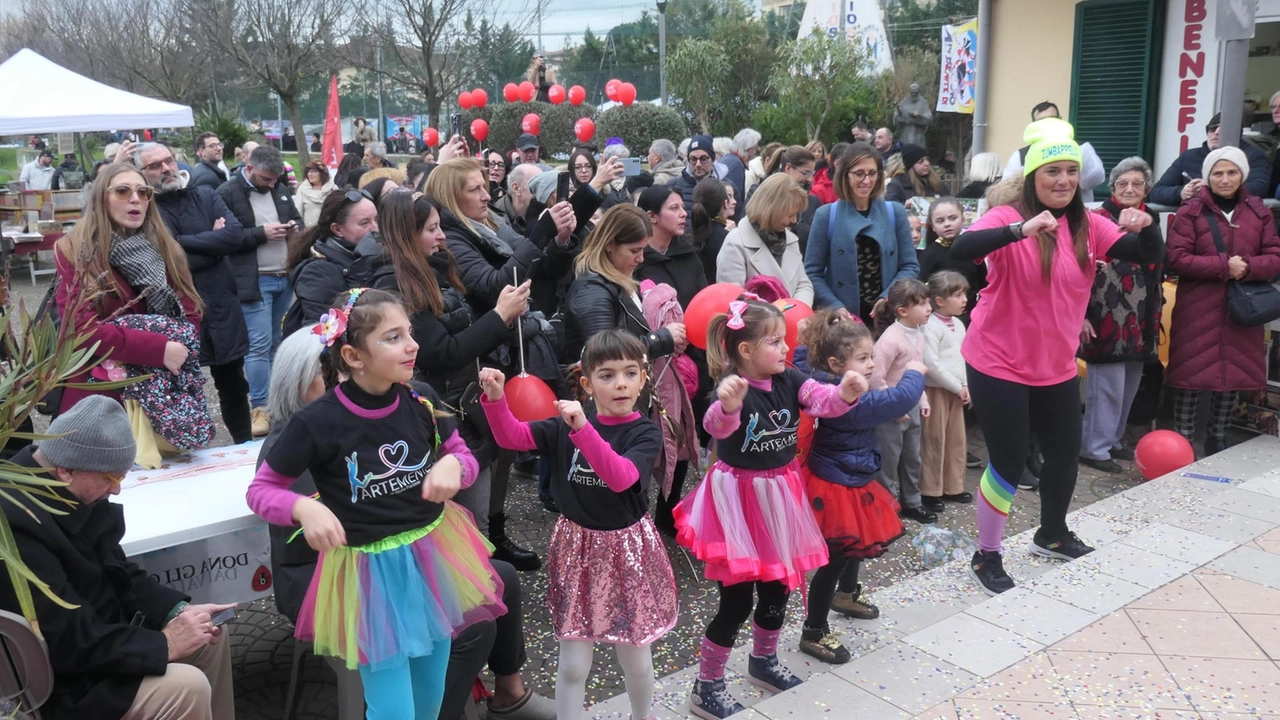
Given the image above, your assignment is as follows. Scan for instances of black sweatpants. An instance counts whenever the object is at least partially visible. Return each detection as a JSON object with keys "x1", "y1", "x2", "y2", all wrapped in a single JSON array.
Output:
[{"x1": 966, "y1": 365, "x2": 1081, "y2": 539}]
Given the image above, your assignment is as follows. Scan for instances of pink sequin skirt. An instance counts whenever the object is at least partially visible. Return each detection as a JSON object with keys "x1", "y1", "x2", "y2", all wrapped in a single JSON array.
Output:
[
  {"x1": 674, "y1": 460, "x2": 829, "y2": 591},
  {"x1": 546, "y1": 515, "x2": 678, "y2": 645}
]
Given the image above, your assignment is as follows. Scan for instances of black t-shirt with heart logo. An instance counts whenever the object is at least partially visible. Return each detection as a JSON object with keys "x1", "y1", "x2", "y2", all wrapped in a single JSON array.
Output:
[{"x1": 715, "y1": 367, "x2": 806, "y2": 471}]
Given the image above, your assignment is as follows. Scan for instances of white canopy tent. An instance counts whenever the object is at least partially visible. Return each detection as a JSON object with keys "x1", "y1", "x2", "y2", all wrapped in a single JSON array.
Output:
[{"x1": 0, "y1": 49, "x2": 194, "y2": 135}]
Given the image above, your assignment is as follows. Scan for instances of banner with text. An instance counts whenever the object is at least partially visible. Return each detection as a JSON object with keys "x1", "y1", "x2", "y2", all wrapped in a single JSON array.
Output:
[
  {"x1": 937, "y1": 18, "x2": 978, "y2": 114},
  {"x1": 133, "y1": 524, "x2": 273, "y2": 606}
]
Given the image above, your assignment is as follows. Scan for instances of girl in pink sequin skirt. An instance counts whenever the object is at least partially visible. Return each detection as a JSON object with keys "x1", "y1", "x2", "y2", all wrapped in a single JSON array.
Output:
[{"x1": 481, "y1": 330, "x2": 677, "y2": 720}]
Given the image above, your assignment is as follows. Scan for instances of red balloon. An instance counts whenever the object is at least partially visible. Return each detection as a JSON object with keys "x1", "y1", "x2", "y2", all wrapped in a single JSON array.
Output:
[
  {"x1": 503, "y1": 83, "x2": 519, "y2": 102},
  {"x1": 422, "y1": 127, "x2": 439, "y2": 147},
  {"x1": 772, "y1": 298, "x2": 813, "y2": 360},
  {"x1": 518, "y1": 81, "x2": 536, "y2": 103},
  {"x1": 605, "y1": 79, "x2": 621, "y2": 101},
  {"x1": 547, "y1": 84, "x2": 566, "y2": 105},
  {"x1": 458, "y1": 91, "x2": 474, "y2": 110},
  {"x1": 685, "y1": 283, "x2": 745, "y2": 350},
  {"x1": 1135, "y1": 430, "x2": 1196, "y2": 481},
  {"x1": 469, "y1": 118, "x2": 489, "y2": 142},
  {"x1": 574, "y1": 117, "x2": 596, "y2": 143},
  {"x1": 471, "y1": 88, "x2": 488, "y2": 109},
  {"x1": 618, "y1": 82, "x2": 638, "y2": 106},
  {"x1": 505, "y1": 373, "x2": 558, "y2": 421},
  {"x1": 568, "y1": 85, "x2": 587, "y2": 106},
  {"x1": 521, "y1": 113, "x2": 542, "y2": 135}
]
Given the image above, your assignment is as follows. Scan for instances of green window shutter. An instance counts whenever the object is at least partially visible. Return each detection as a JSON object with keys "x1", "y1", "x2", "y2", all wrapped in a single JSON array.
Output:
[{"x1": 1069, "y1": 0, "x2": 1165, "y2": 182}]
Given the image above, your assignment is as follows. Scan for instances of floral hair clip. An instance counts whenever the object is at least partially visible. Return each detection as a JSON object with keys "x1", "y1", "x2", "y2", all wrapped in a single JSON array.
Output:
[
  {"x1": 727, "y1": 300, "x2": 749, "y2": 330},
  {"x1": 313, "y1": 308, "x2": 349, "y2": 348}
]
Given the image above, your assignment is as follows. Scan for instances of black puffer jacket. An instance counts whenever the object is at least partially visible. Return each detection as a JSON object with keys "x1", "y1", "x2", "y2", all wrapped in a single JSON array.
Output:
[
  {"x1": 0, "y1": 447, "x2": 189, "y2": 720},
  {"x1": 440, "y1": 209, "x2": 545, "y2": 315},
  {"x1": 216, "y1": 172, "x2": 303, "y2": 302},
  {"x1": 281, "y1": 232, "x2": 381, "y2": 336},
  {"x1": 565, "y1": 270, "x2": 675, "y2": 361},
  {"x1": 154, "y1": 184, "x2": 251, "y2": 365},
  {"x1": 635, "y1": 236, "x2": 709, "y2": 309},
  {"x1": 188, "y1": 158, "x2": 227, "y2": 191}
]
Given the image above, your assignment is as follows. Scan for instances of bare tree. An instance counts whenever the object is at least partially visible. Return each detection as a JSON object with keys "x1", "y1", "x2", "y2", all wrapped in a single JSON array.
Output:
[
  {"x1": 189, "y1": 0, "x2": 346, "y2": 166},
  {"x1": 347, "y1": 0, "x2": 531, "y2": 128}
]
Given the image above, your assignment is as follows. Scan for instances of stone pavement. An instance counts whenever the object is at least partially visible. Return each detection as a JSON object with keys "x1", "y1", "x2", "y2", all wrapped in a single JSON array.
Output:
[{"x1": 583, "y1": 436, "x2": 1280, "y2": 720}]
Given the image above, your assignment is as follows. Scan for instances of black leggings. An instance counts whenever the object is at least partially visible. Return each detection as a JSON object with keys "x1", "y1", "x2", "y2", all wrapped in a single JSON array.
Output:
[
  {"x1": 806, "y1": 554, "x2": 860, "y2": 628},
  {"x1": 967, "y1": 365, "x2": 1081, "y2": 538},
  {"x1": 705, "y1": 580, "x2": 790, "y2": 647}
]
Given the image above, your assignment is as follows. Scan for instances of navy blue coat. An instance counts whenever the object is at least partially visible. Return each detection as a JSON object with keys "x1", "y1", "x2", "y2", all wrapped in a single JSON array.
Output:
[
  {"x1": 1150, "y1": 142, "x2": 1271, "y2": 207},
  {"x1": 797, "y1": 350, "x2": 925, "y2": 488},
  {"x1": 805, "y1": 198, "x2": 918, "y2": 313}
]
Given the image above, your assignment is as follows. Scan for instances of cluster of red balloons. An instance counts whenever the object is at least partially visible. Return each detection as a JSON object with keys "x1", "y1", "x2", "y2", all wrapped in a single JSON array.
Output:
[
  {"x1": 503, "y1": 82, "x2": 539, "y2": 103},
  {"x1": 605, "y1": 79, "x2": 638, "y2": 106},
  {"x1": 457, "y1": 88, "x2": 489, "y2": 110}
]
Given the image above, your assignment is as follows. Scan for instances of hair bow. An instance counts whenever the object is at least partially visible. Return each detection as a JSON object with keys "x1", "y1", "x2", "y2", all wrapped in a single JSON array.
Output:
[
  {"x1": 727, "y1": 300, "x2": 749, "y2": 330},
  {"x1": 741, "y1": 291, "x2": 760, "y2": 301}
]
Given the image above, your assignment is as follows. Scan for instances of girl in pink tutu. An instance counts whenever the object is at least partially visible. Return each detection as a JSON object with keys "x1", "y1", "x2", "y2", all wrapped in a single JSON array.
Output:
[
  {"x1": 246, "y1": 288, "x2": 506, "y2": 719},
  {"x1": 675, "y1": 297, "x2": 869, "y2": 719},
  {"x1": 479, "y1": 330, "x2": 677, "y2": 720}
]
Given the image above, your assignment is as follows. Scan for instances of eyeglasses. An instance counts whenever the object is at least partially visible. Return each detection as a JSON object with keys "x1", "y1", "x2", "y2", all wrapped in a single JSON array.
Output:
[
  {"x1": 110, "y1": 185, "x2": 154, "y2": 201},
  {"x1": 343, "y1": 189, "x2": 374, "y2": 204},
  {"x1": 1114, "y1": 180, "x2": 1146, "y2": 191},
  {"x1": 848, "y1": 170, "x2": 879, "y2": 182},
  {"x1": 141, "y1": 157, "x2": 177, "y2": 173},
  {"x1": 793, "y1": 167, "x2": 815, "y2": 178},
  {"x1": 484, "y1": 161, "x2": 505, "y2": 168},
  {"x1": 689, "y1": 155, "x2": 713, "y2": 165},
  {"x1": 202, "y1": 142, "x2": 224, "y2": 150},
  {"x1": 104, "y1": 471, "x2": 126, "y2": 489},
  {"x1": 572, "y1": 164, "x2": 594, "y2": 171}
]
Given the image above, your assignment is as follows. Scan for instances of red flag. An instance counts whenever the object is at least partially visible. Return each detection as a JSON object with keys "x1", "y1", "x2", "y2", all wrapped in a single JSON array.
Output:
[{"x1": 322, "y1": 74, "x2": 342, "y2": 170}]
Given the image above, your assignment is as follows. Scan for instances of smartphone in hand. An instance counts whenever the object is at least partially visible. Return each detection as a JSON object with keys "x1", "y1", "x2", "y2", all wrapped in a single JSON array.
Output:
[{"x1": 621, "y1": 157, "x2": 642, "y2": 176}]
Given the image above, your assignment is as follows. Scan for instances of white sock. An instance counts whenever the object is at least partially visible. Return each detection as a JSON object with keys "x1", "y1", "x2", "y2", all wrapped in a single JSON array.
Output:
[
  {"x1": 554, "y1": 639, "x2": 594, "y2": 720},
  {"x1": 615, "y1": 643, "x2": 656, "y2": 720}
]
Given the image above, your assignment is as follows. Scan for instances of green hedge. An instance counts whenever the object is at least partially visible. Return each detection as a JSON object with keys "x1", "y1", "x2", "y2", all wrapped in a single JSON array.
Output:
[
  {"x1": 461, "y1": 101, "x2": 597, "y2": 158},
  {"x1": 595, "y1": 104, "x2": 688, "y2": 157}
]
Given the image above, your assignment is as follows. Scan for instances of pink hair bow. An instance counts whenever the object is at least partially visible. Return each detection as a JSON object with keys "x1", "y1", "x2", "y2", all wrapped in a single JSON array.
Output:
[{"x1": 727, "y1": 300, "x2": 749, "y2": 330}]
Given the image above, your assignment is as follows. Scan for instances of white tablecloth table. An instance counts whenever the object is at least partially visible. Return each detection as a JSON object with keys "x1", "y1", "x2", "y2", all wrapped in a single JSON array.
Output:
[{"x1": 117, "y1": 441, "x2": 274, "y2": 605}]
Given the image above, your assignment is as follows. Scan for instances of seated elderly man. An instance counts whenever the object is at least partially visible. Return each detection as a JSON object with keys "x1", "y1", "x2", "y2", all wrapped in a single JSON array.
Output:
[{"x1": 0, "y1": 396, "x2": 235, "y2": 720}]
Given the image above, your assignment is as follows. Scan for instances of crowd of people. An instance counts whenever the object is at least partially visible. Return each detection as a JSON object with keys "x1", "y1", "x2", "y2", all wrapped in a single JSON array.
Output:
[{"x1": 9, "y1": 91, "x2": 1280, "y2": 720}]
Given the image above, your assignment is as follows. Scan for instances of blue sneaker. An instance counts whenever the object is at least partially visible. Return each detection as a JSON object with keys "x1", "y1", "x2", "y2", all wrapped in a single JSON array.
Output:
[
  {"x1": 746, "y1": 654, "x2": 803, "y2": 694},
  {"x1": 690, "y1": 678, "x2": 745, "y2": 720}
]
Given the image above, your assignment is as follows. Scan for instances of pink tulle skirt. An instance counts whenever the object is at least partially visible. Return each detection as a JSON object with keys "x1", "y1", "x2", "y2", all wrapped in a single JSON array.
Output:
[
  {"x1": 546, "y1": 515, "x2": 678, "y2": 645},
  {"x1": 673, "y1": 460, "x2": 829, "y2": 591}
]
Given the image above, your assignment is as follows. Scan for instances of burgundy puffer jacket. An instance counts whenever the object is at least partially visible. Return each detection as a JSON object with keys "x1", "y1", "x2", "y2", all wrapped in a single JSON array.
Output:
[{"x1": 1165, "y1": 186, "x2": 1280, "y2": 391}]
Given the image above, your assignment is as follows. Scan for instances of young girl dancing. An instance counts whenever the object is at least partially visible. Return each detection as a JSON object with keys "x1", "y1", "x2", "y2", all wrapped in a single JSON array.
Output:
[
  {"x1": 479, "y1": 330, "x2": 677, "y2": 720},
  {"x1": 246, "y1": 288, "x2": 506, "y2": 720},
  {"x1": 675, "y1": 297, "x2": 868, "y2": 719},
  {"x1": 797, "y1": 310, "x2": 924, "y2": 664}
]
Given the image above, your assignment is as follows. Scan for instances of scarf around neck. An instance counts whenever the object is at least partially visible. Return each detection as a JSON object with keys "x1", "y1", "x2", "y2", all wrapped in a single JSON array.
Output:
[
  {"x1": 109, "y1": 233, "x2": 184, "y2": 318},
  {"x1": 753, "y1": 223, "x2": 789, "y2": 262}
]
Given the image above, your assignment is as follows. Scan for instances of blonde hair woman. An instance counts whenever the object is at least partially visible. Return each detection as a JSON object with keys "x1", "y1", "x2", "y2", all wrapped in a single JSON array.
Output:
[
  {"x1": 566, "y1": 204, "x2": 685, "y2": 360},
  {"x1": 716, "y1": 174, "x2": 814, "y2": 304}
]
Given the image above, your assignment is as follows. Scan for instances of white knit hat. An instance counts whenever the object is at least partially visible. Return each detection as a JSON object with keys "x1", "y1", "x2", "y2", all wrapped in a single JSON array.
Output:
[{"x1": 1202, "y1": 146, "x2": 1249, "y2": 180}]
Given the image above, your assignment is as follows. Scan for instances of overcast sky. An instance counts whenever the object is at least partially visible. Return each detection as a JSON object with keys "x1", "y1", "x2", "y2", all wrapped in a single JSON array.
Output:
[{"x1": 493, "y1": 0, "x2": 664, "y2": 52}]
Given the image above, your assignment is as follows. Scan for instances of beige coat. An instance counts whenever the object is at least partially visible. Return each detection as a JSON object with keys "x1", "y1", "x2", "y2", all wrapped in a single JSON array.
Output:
[{"x1": 716, "y1": 222, "x2": 814, "y2": 305}]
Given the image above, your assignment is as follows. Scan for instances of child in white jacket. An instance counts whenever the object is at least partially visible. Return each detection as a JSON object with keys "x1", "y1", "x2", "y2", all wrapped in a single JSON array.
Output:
[{"x1": 920, "y1": 271, "x2": 973, "y2": 512}]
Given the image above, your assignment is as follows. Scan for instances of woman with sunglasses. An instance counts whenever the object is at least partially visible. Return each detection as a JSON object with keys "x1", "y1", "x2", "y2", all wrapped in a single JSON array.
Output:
[
  {"x1": 280, "y1": 188, "x2": 380, "y2": 335},
  {"x1": 53, "y1": 163, "x2": 204, "y2": 417},
  {"x1": 485, "y1": 149, "x2": 511, "y2": 201}
]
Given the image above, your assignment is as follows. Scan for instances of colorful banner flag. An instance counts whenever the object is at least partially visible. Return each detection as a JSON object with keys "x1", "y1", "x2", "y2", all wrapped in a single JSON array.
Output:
[
  {"x1": 798, "y1": 0, "x2": 894, "y2": 74},
  {"x1": 322, "y1": 75, "x2": 342, "y2": 170},
  {"x1": 937, "y1": 18, "x2": 978, "y2": 114}
]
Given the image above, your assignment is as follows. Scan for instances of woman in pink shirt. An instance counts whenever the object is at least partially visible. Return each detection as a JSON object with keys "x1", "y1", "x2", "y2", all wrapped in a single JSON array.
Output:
[{"x1": 952, "y1": 119, "x2": 1164, "y2": 596}]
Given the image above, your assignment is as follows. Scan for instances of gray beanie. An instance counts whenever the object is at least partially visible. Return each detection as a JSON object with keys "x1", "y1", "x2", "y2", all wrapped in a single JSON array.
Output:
[
  {"x1": 38, "y1": 396, "x2": 136, "y2": 474},
  {"x1": 1202, "y1": 146, "x2": 1249, "y2": 181},
  {"x1": 527, "y1": 170, "x2": 559, "y2": 204}
]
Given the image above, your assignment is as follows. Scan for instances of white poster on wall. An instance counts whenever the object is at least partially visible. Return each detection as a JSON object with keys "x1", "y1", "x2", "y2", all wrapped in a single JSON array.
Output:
[{"x1": 798, "y1": 0, "x2": 894, "y2": 74}]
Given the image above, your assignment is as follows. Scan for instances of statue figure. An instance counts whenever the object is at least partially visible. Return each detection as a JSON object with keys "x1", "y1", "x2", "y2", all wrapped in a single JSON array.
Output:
[{"x1": 894, "y1": 83, "x2": 933, "y2": 148}]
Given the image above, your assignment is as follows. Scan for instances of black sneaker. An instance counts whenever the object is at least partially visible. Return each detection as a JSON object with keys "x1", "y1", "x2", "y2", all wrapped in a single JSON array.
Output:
[
  {"x1": 1110, "y1": 446, "x2": 1135, "y2": 461},
  {"x1": 746, "y1": 653, "x2": 803, "y2": 694},
  {"x1": 922, "y1": 496, "x2": 946, "y2": 512},
  {"x1": 969, "y1": 550, "x2": 1015, "y2": 596},
  {"x1": 966, "y1": 452, "x2": 983, "y2": 468},
  {"x1": 1031, "y1": 530, "x2": 1094, "y2": 560},
  {"x1": 690, "y1": 678, "x2": 745, "y2": 720},
  {"x1": 799, "y1": 624, "x2": 851, "y2": 664},
  {"x1": 900, "y1": 506, "x2": 938, "y2": 524},
  {"x1": 1080, "y1": 456, "x2": 1123, "y2": 474},
  {"x1": 943, "y1": 491, "x2": 974, "y2": 504},
  {"x1": 1017, "y1": 468, "x2": 1040, "y2": 492}
]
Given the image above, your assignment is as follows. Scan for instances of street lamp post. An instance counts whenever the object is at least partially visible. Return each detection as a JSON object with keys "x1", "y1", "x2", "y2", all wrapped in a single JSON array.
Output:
[{"x1": 657, "y1": 0, "x2": 668, "y2": 106}]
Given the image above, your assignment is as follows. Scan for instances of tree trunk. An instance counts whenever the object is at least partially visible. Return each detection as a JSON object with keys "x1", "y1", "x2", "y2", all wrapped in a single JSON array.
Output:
[
  {"x1": 428, "y1": 94, "x2": 444, "y2": 134},
  {"x1": 285, "y1": 96, "x2": 310, "y2": 168}
]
